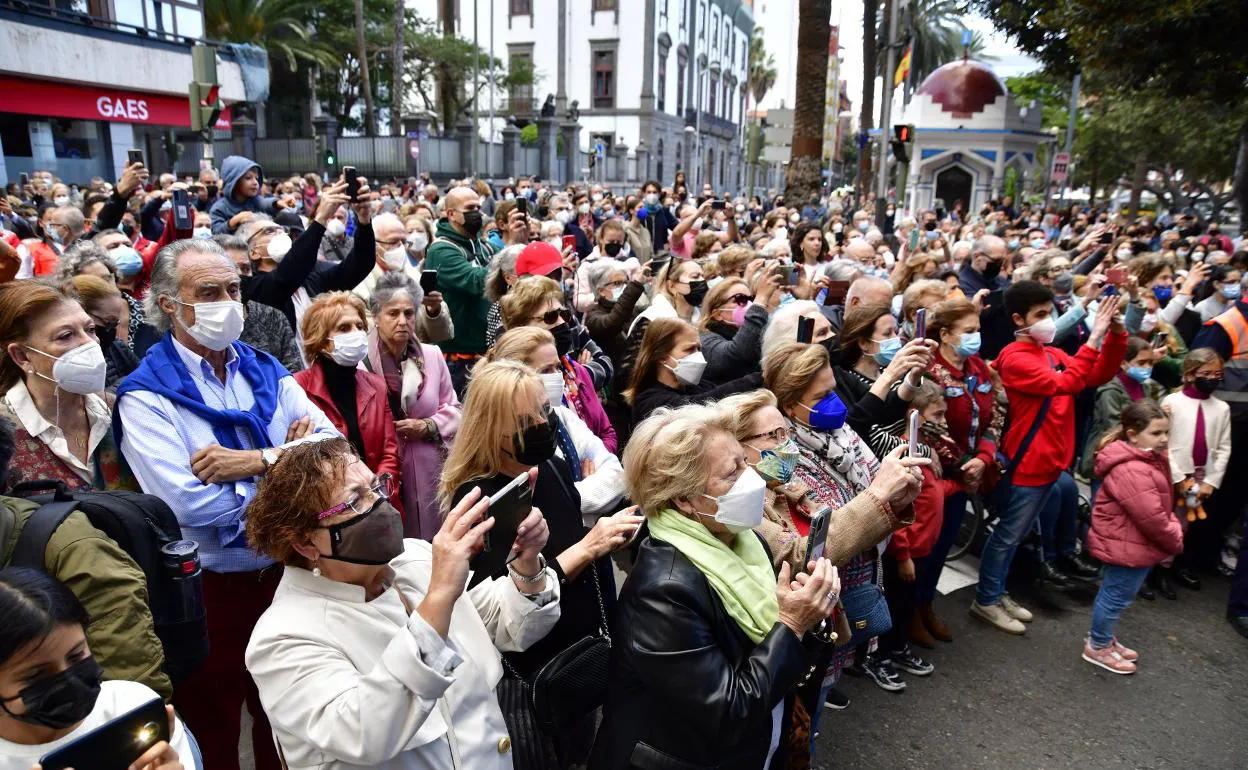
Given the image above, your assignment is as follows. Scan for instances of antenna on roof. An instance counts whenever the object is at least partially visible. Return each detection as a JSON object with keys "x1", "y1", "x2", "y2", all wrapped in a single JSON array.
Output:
[{"x1": 961, "y1": 29, "x2": 972, "y2": 61}]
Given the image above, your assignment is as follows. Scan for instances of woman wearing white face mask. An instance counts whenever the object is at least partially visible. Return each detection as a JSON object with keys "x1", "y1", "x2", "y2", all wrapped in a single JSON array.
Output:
[
  {"x1": 590, "y1": 403, "x2": 839, "y2": 770},
  {"x1": 0, "y1": 282, "x2": 138, "y2": 491},
  {"x1": 624, "y1": 317, "x2": 765, "y2": 423},
  {"x1": 294, "y1": 292, "x2": 403, "y2": 508}
]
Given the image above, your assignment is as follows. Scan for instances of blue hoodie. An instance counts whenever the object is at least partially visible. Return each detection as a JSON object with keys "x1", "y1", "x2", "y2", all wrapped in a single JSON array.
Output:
[{"x1": 209, "y1": 155, "x2": 278, "y2": 233}]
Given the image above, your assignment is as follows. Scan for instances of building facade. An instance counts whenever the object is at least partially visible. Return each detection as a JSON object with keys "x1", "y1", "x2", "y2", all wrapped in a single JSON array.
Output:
[
  {"x1": 0, "y1": 0, "x2": 246, "y2": 185},
  {"x1": 412, "y1": 0, "x2": 753, "y2": 191}
]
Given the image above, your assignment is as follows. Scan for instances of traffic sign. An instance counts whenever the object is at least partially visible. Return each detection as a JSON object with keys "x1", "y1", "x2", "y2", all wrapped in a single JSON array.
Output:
[
  {"x1": 1051, "y1": 152, "x2": 1071, "y2": 184},
  {"x1": 595, "y1": 141, "x2": 606, "y2": 159}
]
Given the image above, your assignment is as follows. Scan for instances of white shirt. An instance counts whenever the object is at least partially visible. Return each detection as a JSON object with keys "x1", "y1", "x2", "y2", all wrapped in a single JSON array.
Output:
[
  {"x1": 552, "y1": 404, "x2": 626, "y2": 524},
  {"x1": 245, "y1": 539, "x2": 561, "y2": 770},
  {"x1": 3, "y1": 380, "x2": 111, "y2": 484},
  {"x1": 0, "y1": 680, "x2": 198, "y2": 770}
]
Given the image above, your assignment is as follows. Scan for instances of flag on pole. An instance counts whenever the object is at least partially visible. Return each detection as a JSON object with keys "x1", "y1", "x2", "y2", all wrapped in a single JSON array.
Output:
[{"x1": 894, "y1": 43, "x2": 912, "y2": 88}]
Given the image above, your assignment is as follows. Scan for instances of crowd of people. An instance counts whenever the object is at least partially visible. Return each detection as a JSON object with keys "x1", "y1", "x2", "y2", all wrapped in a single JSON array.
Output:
[{"x1": 0, "y1": 156, "x2": 1246, "y2": 769}]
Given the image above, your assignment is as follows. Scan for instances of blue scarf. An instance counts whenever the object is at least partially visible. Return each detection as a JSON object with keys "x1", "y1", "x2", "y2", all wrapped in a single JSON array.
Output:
[{"x1": 115, "y1": 332, "x2": 291, "y2": 451}]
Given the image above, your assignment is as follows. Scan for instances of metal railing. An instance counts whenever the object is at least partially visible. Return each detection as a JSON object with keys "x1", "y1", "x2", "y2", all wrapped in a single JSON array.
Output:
[{"x1": 1, "y1": 0, "x2": 215, "y2": 48}]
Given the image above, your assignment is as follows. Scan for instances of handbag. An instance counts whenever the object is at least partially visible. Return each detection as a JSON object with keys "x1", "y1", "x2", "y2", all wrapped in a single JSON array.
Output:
[{"x1": 841, "y1": 559, "x2": 892, "y2": 647}]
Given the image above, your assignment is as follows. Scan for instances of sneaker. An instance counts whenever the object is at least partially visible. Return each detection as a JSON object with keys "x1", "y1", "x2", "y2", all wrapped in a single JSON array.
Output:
[
  {"x1": 970, "y1": 600, "x2": 1027, "y2": 635},
  {"x1": 823, "y1": 686, "x2": 850, "y2": 710},
  {"x1": 889, "y1": 647, "x2": 935, "y2": 676},
  {"x1": 1110, "y1": 638, "x2": 1139, "y2": 662},
  {"x1": 1000, "y1": 594, "x2": 1034, "y2": 623},
  {"x1": 1082, "y1": 639, "x2": 1137, "y2": 674},
  {"x1": 862, "y1": 656, "x2": 907, "y2": 692}
]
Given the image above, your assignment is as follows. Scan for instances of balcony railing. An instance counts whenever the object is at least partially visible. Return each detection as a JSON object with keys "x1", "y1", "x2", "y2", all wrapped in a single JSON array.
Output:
[
  {"x1": 684, "y1": 109, "x2": 737, "y2": 140},
  {"x1": 2, "y1": 0, "x2": 212, "y2": 47}
]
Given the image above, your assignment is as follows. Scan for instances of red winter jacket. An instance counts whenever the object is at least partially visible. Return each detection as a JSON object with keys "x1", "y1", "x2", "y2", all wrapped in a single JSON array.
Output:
[
  {"x1": 1088, "y1": 441, "x2": 1184, "y2": 568},
  {"x1": 888, "y1": 464, "x2": 957, "y2": 562},
  {"x1": 995, "y1": 331, "x2": 1127, "y2": 486}
]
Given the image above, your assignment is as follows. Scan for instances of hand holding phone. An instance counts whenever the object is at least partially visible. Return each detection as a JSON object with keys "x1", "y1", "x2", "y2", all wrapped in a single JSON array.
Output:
[
  {"x1": 342, "y1": 166, "x2": 360, "y2": 202},
  {"x1": 908, "y1": 411, "x2": 921, "y2": 458},
  {"x1": 39, "y1": 697, "x2": 169, "y2": 770},
  {"x1": 420, "y1": 270, "x2": 438, "y2": 294},
  {"x1": 562, "y1": 234, "x2": 577, "y2": 253},
  {"x1": 796, "y1": 316, "x2": 815, "y2": 344},
  {"x1": 1106, "y1": 267, "x2": 1128, "y2": 286},
  {"x1": 127, "y1": 149, "x2": 145, "y2": 167},
  {"x1": 914, "y1": 308, "x2": 927, "y2": 340},
  {"x1": 171, "y1": 188, "x2": 193, "y2": 232},
  {"x1": 711, "y1": 199, "x2": 727, "y2": 210},
  {"x1": 804, "y1": 506, "x2": 832, "y2": 566}
]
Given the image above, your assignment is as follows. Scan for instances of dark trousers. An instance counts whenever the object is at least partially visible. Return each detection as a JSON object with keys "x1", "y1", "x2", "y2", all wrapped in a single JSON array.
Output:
[
  {"x1": 1183, "y1": 421, "x2": 1248, "y2": 571},
  {"x1": 881, "y1": 552, "x2": 920, "y2": 655},
  {"x1": 917, "y1": 492, "x2": 967, "y2": 604},
  {"x1": 1227, "y1": 535, "x2": 1248, "y2": 616},
  {"x1": 446, "y1": 356, "x2": 481, "y2": 401},
  {"x1": 174, "y1": 566, "x2": 283, "y2": 770}
]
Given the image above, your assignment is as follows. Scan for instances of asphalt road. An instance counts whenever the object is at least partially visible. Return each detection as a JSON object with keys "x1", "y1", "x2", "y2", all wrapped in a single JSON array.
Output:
[{"x1": 815, "y1": 569, "x2": 1248, "y2": 769}]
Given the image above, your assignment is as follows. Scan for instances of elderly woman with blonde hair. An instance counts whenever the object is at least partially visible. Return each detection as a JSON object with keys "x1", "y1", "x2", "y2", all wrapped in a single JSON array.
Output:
[{"x1": 589, "y1": 404, "x2": 841, "y2": 770}]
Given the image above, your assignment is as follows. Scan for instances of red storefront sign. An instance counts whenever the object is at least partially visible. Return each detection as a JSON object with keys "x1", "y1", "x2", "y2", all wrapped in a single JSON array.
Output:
[{"x1": 0, "y1": 77, "x2": 231, "y2": 131}]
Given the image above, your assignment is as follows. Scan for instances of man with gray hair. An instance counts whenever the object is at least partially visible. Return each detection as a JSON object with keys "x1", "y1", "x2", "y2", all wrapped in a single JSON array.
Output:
[
  {"x1": 115, "y1": 238, "x2": 338, "y2": 770},
  {"x1": 47, "y1": 206, "x2": 87, "y2": 248}
]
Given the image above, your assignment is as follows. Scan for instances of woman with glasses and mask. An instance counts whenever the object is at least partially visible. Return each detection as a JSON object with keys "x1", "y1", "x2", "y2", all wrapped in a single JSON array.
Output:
[
  {"x1": 623, "y1": 259, "x2": 707, "y2": 358},
  {"x1": 833, "y1": 305, "x2": 934, "y2": 433},
  {"x1": 244, "y1": 437, "x2": 560, "y2": 769},
  {"x1": 0, "y1": 281, "x2": 136, "y2": 491},
  {"x1": 763, "y1": 342, "x2": 926, "y2": 716},
  {"x1": 582, "y1": 258, "x2": 646, "y2": 367},
  {"x1": 440, "y1": 361, "x2": 641, "y2": 769},
  {"x1": 698, "y1": 272, "x2": 780, "y2": 384},
  {"x1": 502, "y1": 275, "x2": 617, "y2": 452},
  {"x1": 68, "y1": 275, "x2": 138, "y2": 390},
  {"x1": 0, "y1": 568, "x2": 195, "y2": 770},
  {"x1": 624, "y1": 317, "x2": 765, "y2": 424}
]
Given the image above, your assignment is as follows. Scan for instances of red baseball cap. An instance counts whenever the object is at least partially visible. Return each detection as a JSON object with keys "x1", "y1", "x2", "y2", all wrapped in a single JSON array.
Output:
[{"x1": 515, "y1": 241, "x2": 564, "y2": 277}]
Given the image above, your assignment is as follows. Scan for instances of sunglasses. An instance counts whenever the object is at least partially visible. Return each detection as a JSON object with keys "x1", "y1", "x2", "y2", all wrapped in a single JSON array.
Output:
[
  {"x1": 532, "y1": 307, "x2": 572, "y2": 326},
  {"x1": 725, "y1": 293, "x2": 753, "y2": 307}
]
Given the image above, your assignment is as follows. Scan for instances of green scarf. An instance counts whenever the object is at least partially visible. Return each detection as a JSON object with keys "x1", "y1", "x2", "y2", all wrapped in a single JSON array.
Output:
[{"x1": 648, "y1": 508, "x2": 779, "y2": 644}]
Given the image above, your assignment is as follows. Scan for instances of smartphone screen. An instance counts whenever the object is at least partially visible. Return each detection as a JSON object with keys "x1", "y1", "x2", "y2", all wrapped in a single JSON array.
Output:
[
  {"x1": 171, "y1": 189, "x2": 193, "y2": 231},
  {"x1": 484, "y1": 473, "x2": 533, "y2": 555},
  {"x1": 796, "y1": 316, "x2": 815, "y2": 344},
  {"x1": 914, "y1": 308, "x2": 927, "y2": 340},
  {"x1": 420, "y1": 270, "x2": 438, "y2": 295},
  {"x1": 206, "y1": 183, "x2": 218, "y2": 199},
  {"x1": 1099, "y1": 231, "x2": 1115, "y2": 245},
  {"x1": 908, "y1": 411, "x2": 921, "y2": 457},
  {"x1": 711, "y1": 200, "x2": 726, "y2": 210},
  {"x1": 804, "y1": 506, "x2": 832, "y2": 566},
  {"x1": 1106, "y1": 267, "x2": 1128, "y2": 285},
  {"x1": 19, "y1": 172, "x2": 29, "y2": 186},
  {"x1": 127, "y1": 149, "x2": 144, "y2": 166},
  {"x1": 342, "y1": 166, "x2": 360, "y2": 202},
  {"x1": 39, "y1": 696, "x2": 167, "y2": 770},
  {"x1": 562, "y1": 234, "x2": 577, "y2": 252}
]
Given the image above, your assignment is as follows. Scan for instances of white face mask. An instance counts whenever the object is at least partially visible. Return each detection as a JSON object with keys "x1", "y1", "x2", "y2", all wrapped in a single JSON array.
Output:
[
  {"x1": 504, "y1": 192, "x2": 516, "y2": 201},
  {"x1": 53, "y1": 195, "x2": 70, "y2": 207},
  {"x1": 1021, "y1": 316, "x2": 1057, "y2": 345},
  {"x1": 773, "y1": 226, "x2": 788, "y2": 241},
  {"x1": 267, "y1": 232, "x2": 293, "y2": 261},
  {"x1": 407, "y1": 232, "x2": 429, "y2": 253},
  {"x1": 555, "y1": 210, "x2": 571, "y2": 225},
  {"x1": 578, "y1": 203, "x2": 591, "y2": 215},
  {"x1": 666, "y1": 350, "x2": 707, "y2": 386},
  {"x1": 540, "y1": 371, "x2": 565, "y2": 406},
  {"x1": 382, "y1": 246, "x2": 407, "y2": 271},
  {"x1": 326, "y1": 218, "x2": 347, "y2": 237},
  {"x1": 697, "y1": 467, "x2": 767, "y2": 534},
  {"x1": 173, "y1": 299, "x2": 245, "y2": 351},
  {"x1": 1115, "y1": 248, "x2": 1133, "y2": 260},
  {"x1": 26, "y1": 341, "x2": 106, "y2": 395},
  {"x1": 328, "y1": 330, "x2": 369, "y2": 367},
  {"x1": 193, "y1": 227, "x2": 213, "y2": 240}
]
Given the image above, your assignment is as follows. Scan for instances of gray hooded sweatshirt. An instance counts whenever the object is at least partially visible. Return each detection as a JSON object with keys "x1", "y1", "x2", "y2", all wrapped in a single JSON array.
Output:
[{"x1": 209, "y1": 155, "x2": 278, "y2": 233}]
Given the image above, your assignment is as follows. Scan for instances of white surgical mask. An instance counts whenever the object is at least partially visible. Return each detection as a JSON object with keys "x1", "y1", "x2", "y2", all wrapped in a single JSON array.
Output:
[
  {"x1": 504, "y1": 192, "x2": 516, "y2": 201},
  {"x1": 407, "y1": 232, "x2": 429, "y2": 253},
  {"x1": 383, "y1": 246, "x2": 407, "y2": 271},
  {"x1": 326, "y1": 218, "x2": 347, "y2": 237},
  {"x1": 578, "y1": 203, "x2": 591, "y2": 215},
  {"x1": 53, "y1": 195, "x2": 69, "y2": 207},
  {"x1": 666, "y1": 350, "x2": 707, "y2": 386},
  {"x1": 555, "y1": 210, "x2": 571, "y2": 225},
  {"x1": 193, "y1": 227, "x2": 213, "y2": 240},
  {"x1": 540, "y1": 371, "x2": 565, "y2": 406},
  {"x1": 26, "y1": 341, "x2": 106, "y2": 395},
  {"x1": 1115, "y1": 248, "x2": 1133, "y2": 260},
  {"x1": 697, "y1": 467, "x2": 767, "y2": 534},
  {"x1": 173, "y1": 298, "x2": 245, "y2": 351},
  {"x1": 773, "y1": 226, "x2": 788, "y2": 241},
  {"x1": 1021, "y1": 316, "x2": 1057, "y2": 345},
  {"x1": 328, "y1": 330, "x2": 369, "y2": 367},
  {"x1": 267, "y1": 232, "x2": 293, "y2": 261}
]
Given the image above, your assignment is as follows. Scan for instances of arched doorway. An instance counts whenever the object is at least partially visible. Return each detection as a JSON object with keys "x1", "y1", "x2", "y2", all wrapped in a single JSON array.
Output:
[{"x1": 934, "y1": 165, "x2": 973, "y2": 215}]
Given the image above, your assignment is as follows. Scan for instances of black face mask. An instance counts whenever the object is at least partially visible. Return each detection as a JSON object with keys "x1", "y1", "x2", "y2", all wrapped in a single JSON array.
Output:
[
  {"x1": 1194, "y1": 377, "x2": 1222, "y2": 395},
  {"x1": 684, "y1": 280, "x2": 709, "y2": 307},
  {"x1": 0, "y1": 655, "x2": 103, "y2": 729},
  {"x1": 95, "y1": 320, "x2": 118, "y2": 349},
  {"x1": 604, "y1": 242, "x2": 623, "y2": 258},
  {"x1": 512, "y1": 413, "x2": 558, "y2": 466},
  {"x1": 551, "y1": 322, "x2": 575, "y2": 358},
  {"x1": 461, "y1": 209, "x2": 484, "y2": 236},
  {"x1": 319, "y1": 498, "x2": 405, "y2": 566},
  {"x1": 982, "y1": 259, "x2": 1003, "y2": 279},
  {"x1": 708, "y1": 320, "x2": 739, "y2": 339}
]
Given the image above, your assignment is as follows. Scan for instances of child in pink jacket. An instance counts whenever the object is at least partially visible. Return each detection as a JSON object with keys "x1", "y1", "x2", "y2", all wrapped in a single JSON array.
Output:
[{"x1": 1084, "y1": 400, "x2": 1184, "y2": 675}]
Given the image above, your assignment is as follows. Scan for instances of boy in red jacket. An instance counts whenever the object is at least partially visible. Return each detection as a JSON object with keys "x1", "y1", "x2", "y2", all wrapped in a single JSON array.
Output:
[{"x1": 971, "y1": 281, "x2": 1128, "y2": 635}]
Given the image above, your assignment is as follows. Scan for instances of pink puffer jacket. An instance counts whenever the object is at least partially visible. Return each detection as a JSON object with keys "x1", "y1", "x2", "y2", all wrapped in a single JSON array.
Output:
[{"x1": 1089, "y1": 440, "x2": 1184, "y2": 568}]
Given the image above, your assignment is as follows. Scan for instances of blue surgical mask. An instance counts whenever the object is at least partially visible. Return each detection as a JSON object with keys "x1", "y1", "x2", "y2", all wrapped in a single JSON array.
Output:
[
  {"x1": 1030, "y1": 238, "x2": 1046, "y2": 249},
  {"x1": 778, "y1": 293, "x2": 796, "y2": 307},
  {"x1": 873, "y1": 336, "x2": 903, "y2": 365},
  {"x1": 1008, "y1": 238, "x2": 1020, "y2": 250},
  {"x1": 610, "y1": 285, "x2": 625, "y2": 302},
  {"x1": 800, "y1": 392, "x2": 849, "y2": 432},
  {"x1": 1222, "y1": 283, "x2": 1241, "y2": 300},
  {"x1": 110, "y1": 245, "x2": 143, "y2": 278},
  {"x1": 955, "y1": 331, "x2": 982, "y2": 358},
  {"x1": 1126, "y1": 365, "x2": 1152, "y2": 383},
  {"x1": 1153, "y1": 285, "x2": 1173, "y2": 304},
  {"x1": 751, "y1": 438, "x2": 800, "y2": 484}
]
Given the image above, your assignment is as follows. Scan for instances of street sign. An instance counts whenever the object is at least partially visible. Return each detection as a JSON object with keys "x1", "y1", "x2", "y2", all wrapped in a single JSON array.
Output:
[
  {"x1": 595, "y1": 141, "x2": 606, "y2": 159},
  {"x1": 408, "y1": 140, "x2": 420, "y2": 160},
  {"x1": 1052, "y1": 152, "x2": 1071, "y2": 184}
]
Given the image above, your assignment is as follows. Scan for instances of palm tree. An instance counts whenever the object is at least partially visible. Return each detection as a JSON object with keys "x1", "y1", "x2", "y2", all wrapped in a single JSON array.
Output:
[
  {"x1": 858, "y1": 0, "x2": 879, "y2": 199},
  {"x1": 204, "y1": 0, "x2": 338, "y2": 72},
  {"x1": 391, "y1": 0, "x2": 406, "y2": 136},
  {"x1": 786, "y1": 0, "x2": 833, "y2": 202},
  {"x1": 749, "y1": 30, "x2": 778, "y2": 106},
  {"x1": 880, "y1": 0, "x2": 995, "y2": 99},
  {"x1": 354, "y1": 0, "x2": 377, "y2": 135}
]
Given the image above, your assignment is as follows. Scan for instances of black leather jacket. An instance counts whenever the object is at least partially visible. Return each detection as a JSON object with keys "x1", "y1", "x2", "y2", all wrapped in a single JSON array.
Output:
[{"x1": 589, "y1": 537, "x2": 813, "y2": 770}]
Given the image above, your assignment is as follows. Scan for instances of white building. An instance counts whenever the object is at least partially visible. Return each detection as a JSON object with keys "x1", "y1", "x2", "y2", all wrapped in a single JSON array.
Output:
[
  {"x1": 752, "y1": 0, "x2": 798, "y2": 112},
  {"x1": 410, "y1": 0, "x2": 753, "y2": 190}
]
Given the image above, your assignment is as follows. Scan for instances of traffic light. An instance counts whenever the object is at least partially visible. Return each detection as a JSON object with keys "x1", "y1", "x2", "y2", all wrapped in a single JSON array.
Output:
[
  {"x1": 323, "y1": 148, "x2": 337, "y2": 169},
  {"x1": 188, "y1": 45, "x2": 222, "y2": 133},
  {"x1": 890, "y1": 124, "x2": 915, "y2": 163}
]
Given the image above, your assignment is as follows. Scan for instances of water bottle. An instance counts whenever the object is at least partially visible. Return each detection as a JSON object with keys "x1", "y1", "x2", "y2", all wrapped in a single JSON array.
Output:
[{"x1": 161, "y1": 540, "x2": 205, "y2": 623}]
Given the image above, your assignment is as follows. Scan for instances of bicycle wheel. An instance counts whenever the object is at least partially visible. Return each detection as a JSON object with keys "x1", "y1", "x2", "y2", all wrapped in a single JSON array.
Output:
[{"x1": 947, "y1": 494, "x2": 985, "y2": 562}]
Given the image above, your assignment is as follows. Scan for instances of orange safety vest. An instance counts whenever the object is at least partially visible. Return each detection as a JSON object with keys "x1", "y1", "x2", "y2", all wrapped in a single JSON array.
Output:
[
  {"x1": 22, "y1": 239, "x2": 60, "y2": 277},
  {"x1": 1210, "y1": 306, "x2": 1248, "y2": 403}
]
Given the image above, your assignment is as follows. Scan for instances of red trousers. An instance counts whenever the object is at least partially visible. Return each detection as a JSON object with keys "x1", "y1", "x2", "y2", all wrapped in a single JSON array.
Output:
[{"x1": 174, "y1": 566, "x2": 283, "y2": 770}]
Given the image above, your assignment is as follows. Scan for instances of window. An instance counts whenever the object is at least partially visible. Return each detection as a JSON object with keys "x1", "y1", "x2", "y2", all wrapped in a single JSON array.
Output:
[
  {"x1": 509, "y1": 0, "x2": 532, "y2": 14},
  {"x1": 657, "y1": 138, "x2": 665, "y2": 183},
  {"x1": 698, "y1": 2, "x2": 705, "y2": 38},
  {"x1": 676, "y1": 58, "x2": 686, "y2": 116},
  {"x1": 679, "y1": 0, "x2": 686, "y2": 29},
  {"x1": 593, "y1": 0, "x2": 616, "y2": 10},
  {"x1": 660, "y1": 0, "x2": 667, "y2": 20},
  {"x1": 722, "y1": 80, "x2": 730, "y2": 119},
  {"x1": 708, "y1": 73, "x2": 718, "y2": 115},
  {"x1": 657, "y1": 52, "x2": 668, "y2": 113},
  {"x1": 111, "y1": 0, "x2": 204, "y2": 40},
  {"x1": 508, "y1": 47, "x2": 534, "y2": 113},
  {"x1": 712, "y1": 16, "x2": 719, "y2": 50},
  {"x1": 593, "y1": 48, "x2": 616, "y2": 109}
]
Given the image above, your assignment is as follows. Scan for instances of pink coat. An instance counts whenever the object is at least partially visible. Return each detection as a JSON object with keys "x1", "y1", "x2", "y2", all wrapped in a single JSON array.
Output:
[{"x1": 1089, "y1": 441, "x2": 1184, "y2": 568}]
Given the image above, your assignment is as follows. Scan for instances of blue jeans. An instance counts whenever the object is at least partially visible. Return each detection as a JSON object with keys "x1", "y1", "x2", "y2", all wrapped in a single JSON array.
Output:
[
  {"x1": 976, "y1": 482, "x2": 1057, "y2": 606},
  {"x1": 918, "y1": 492, "x2": 967, "y2": 604},
  {"x1": 1039, "y1": 471, "x2": 1080, "y2": 562},
  {"x1": 1089, "y1": 564, "x2": 1150, "y2": 647}
]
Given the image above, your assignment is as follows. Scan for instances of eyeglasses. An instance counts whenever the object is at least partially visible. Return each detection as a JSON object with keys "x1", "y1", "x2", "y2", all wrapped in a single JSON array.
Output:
[
  {"x1": 317, "y1": 473, "x2": 393, "y2": 520},
  {"x1": 604, "y1": 280, "x2": 627, "y2": 290},
  {"x1": 532, "y1": 307, "x2": 572, "y2": 326},
  {"x1": 725, "y1": 293, "x2": 753, "y2": 307},
  {"x1": 745, "y1": 426, "x2": 791, "y2": 444}
]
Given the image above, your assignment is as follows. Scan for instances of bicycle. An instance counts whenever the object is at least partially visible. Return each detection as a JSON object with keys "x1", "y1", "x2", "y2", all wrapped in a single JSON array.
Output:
[{"x1": 947, "y1": 487, "x2": 1094, "y2": 563}]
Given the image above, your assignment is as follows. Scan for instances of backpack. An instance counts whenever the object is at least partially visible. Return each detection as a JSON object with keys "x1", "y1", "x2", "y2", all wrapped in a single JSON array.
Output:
[{"x1": 8, "y1": 480, "x2": 209, "y2": 685}]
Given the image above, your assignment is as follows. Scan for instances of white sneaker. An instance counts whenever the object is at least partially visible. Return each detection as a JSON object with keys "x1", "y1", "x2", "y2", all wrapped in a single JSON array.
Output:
[
  {"x1": 970, "y1": 601, "x2": 1027, "y2": 635},
  {"x1": 1000, "y1": 594, "x2": 1034, "y2": 623}
]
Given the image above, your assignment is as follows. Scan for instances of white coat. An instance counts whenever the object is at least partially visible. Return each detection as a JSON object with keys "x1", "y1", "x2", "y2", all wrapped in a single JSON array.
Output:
[
  {"x1": 245, "y1": 539, "x2": 560, "y2": 769},
  {"x1": 1161, "y1": 391, "x2": 1232, "y2": 489}
]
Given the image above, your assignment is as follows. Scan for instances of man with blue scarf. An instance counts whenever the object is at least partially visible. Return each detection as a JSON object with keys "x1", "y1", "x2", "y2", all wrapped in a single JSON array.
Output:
[{"x1": 116, "y1": 239, "x2": 337, "y2": 770}]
